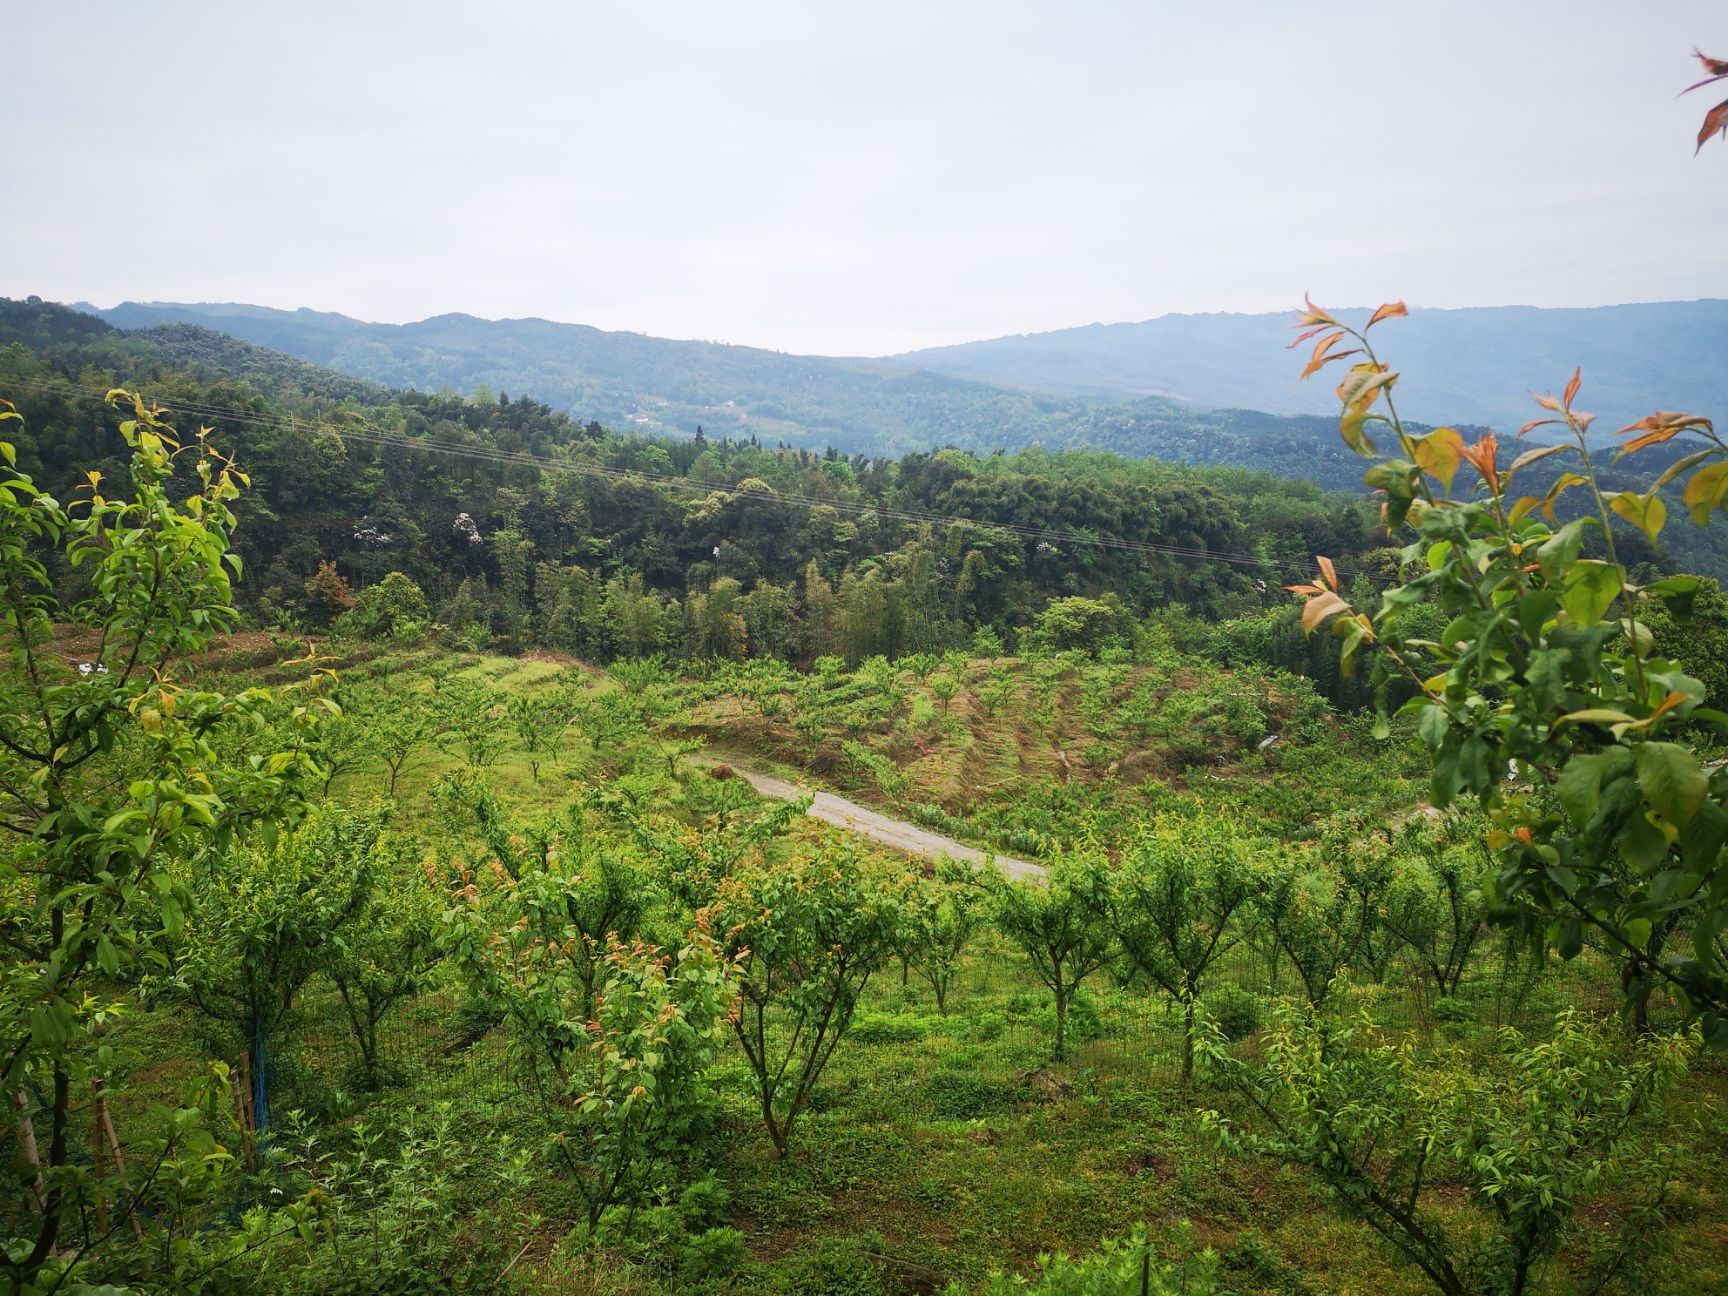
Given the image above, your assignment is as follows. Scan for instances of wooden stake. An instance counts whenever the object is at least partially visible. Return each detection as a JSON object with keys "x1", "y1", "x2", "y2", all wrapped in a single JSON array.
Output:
[
  {"x1": 12, "y1": 1088, "x2": 44, "y2": 1211},
  {"x1": 96, "y1": 1085, "x2": 144, "y2": 1242},
  {"x1": 91, "y1": 1079, "x2": 108, "y2": 1235}
]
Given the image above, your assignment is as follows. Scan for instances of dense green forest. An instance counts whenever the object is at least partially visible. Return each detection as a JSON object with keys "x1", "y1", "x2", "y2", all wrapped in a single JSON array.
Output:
[
  {"x1": 1, "y1": 298, "x2": 1396, "y2": 669},
  {"x1": 8, "y1": 298, "x2": 1725, "y2": 689}
]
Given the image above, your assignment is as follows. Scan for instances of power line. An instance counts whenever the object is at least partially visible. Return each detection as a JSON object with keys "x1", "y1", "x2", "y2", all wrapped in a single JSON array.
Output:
[{"x1": 3, "y1": 373, "x2": 1355, "y2": 580}]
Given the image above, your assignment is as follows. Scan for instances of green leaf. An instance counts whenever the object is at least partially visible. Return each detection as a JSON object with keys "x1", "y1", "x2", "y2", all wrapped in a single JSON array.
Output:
[
  {"x1": 1608, "y1": 490, "x2": 1667, "y2": 544},
  {"x1": 1555, "y1": 919, "x2": 1584, "y2": 959},
  {"x1": 1415, "y1": 701, "x2": 1449, "y2": 750},
  {"x1": 1537, "y1": 518, "x2": 1591, "y2": 583},
  {"x1": 1457, "y1": 735, "x2": 1489, "y2": 791},
  {"x1": 1339, "y1": 409, "x2": 1378, "y2": 457},
  {"x1": 1618, "y1": 812, "x2": 1670, "y2": 872},
  {"x1": 1555, "y1": 749, "x2": 1634, "y2": 826},
  {"x1": 1679, "y1": 798, "x2": 1728, "y2": 873},
  {"x1": 1646, "y1": 573, "x2": 1702, "y2": 619},
  {"x1": 1557, "y1": 708, "x2": 1637, "y2": 728},
  {"x1": 1636, "y1": 742, "x2": 1708, "y2": 825},
  {"x1": 31, "y1": 999, "x2": 73, "y2": 1049},
  {"x1": 1561, "y1": 561, "x2": 1623, "y2": 628},
  {"x1": 1527, "y1": 648, "x2": 1571, "y2": 712},
  {"x1": 1363, "y1": 460, "x2": 1418, "y2": 499}
]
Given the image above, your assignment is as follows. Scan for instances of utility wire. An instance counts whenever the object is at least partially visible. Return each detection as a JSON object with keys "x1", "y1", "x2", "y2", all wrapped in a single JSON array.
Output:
[{"x1": 3, "y1": 373, "x2": 1357, "y2": 580}]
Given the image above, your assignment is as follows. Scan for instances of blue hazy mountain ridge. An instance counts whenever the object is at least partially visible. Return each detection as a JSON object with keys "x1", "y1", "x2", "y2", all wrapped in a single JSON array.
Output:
[
  {"x1": 897, "y1": 299, "x2": 1728, "y2": 433},
  {"x1": 76, "y1": 299, "x2": 1728, "y2": 469}
]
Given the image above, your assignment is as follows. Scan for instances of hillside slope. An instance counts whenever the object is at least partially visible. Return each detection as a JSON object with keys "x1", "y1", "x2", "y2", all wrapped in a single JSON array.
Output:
[{"x1": 78, "y1": 299, "x2": 1124, "y2": 458}]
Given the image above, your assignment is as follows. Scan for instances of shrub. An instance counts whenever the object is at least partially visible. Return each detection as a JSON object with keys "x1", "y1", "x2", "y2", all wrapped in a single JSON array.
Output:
[
  {"x1": 1201, "y1": 984, "x2": 1264, "y2": 1041},
  {"x1": 334, "y1": 571, "x2": 432, "y2": 642},
  {"x1": 851, "y1": 1010, "x2": 932, "y2": 1044},
  {"x1": 965, "y1": 1223, "x2": 1219, "y2": 1295},
  {"x1": 1035, "y1": 990, "x2": 1104, "y2": 1049},
  {"x1": 1432, "y1": 996, "x2": 1474, "y2": 1025},
  {"x1": 923, "y1": 1069, "x2": 1016, "y2": 1120}
]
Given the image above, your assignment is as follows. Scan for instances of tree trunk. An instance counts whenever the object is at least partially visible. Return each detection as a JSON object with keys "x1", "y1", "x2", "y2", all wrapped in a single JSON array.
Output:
[
  {"x1": 92, "y1": 1077, "x2": 109, "y2": 1234},
  {"x1": 763, "y1": 1095, "x2": 789, "y2": 1158},
  {"x1": 24, "y1": 1064, "x2": 69, "y2": 1272},
  {"x1": 1053, "y1": 980, "x2": 1068, "y2": 1062},
  {"x1": 1181, "y1": 998, "x2": 1196, "y2": 1084}
]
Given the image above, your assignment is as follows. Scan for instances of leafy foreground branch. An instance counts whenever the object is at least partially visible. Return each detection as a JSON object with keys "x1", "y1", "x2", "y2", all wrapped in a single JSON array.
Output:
[
  {"x1": 0, "y1": 393, "x2": 329, "y2": 1293},
  {"x1": 1287, "y1": 299, "x2": 1728, "y2": 1040}
]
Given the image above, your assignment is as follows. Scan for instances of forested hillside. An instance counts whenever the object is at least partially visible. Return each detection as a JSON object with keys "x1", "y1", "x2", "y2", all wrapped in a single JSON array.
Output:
[
  {"x1": 79, "y1": 298, "x2": 1141, "y2": 457},
  {"x1": 4, "y1": 298, "x2": 1400, "y2": 669}
]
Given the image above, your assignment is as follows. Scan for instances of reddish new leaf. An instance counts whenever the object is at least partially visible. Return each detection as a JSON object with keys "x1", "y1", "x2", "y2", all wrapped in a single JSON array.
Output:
[
  {"x1": 1299, "y1": 330, "x2": 1350, "y2": 379},
  {"x1": 1300, "y1": 590, "x2": 1347, "y2": 634},
  {"x1": 1618, "y1": 410, "x2": 1715, "y2": 452},
  {"x1": 1365, "y1": 301, "x2": 1407, "y2": 330},
  {"x1": 1698, "y1": 97, "x2": 1728, "y2": 153},
  {"x1": 1459, "y1": 433, "x2": 1501, "y2": 495},
  {"x1": 1296, "y1": 295, "x2": 1337, "y2": 327}
]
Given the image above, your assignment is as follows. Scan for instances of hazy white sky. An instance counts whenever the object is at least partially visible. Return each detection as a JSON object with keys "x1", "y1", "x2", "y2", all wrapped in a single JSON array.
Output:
[{"x1": 6, "y1": 2, "x2": 1726, "y2": 354}]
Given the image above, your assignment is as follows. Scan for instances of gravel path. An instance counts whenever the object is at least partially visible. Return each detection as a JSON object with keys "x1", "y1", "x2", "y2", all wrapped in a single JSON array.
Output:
[{"x1": 718, "y1": 763, "x2": 1046, "y2": 882}]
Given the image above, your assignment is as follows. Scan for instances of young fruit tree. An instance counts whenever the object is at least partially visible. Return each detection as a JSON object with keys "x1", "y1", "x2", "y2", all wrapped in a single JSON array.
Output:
[
  {"x1": 1198, "y1": 1004, "x2": 1693, "y2": 1296},
  {"x1": 1378, "y1": 811, "x2": 1491, "y2": 1000},
  {"x1": 1107, "y1": 814, "x2": 1261, "y2": 1081},
  {"x1": 329, "y1": 859, "x2": 443, "y2": 1088},
  {"x1": 989, "y1": 852, "x2": 1115, "y2": 1063},
  {"x1": 703, "y1": 839, "x2": 906, "y2": 1155},
  {"x1": 443, "y1": 859, "x2": 740, "y2": 1233},
  {"x1": 434, "y1": 771, "x2": 649, "y2": 1022},
  {"x1": 902, "y1": 857, "x2": 986, "y2": 1015},
  {"x1": 173, "y1": 806, "x2": 384, "y2": 1142}
]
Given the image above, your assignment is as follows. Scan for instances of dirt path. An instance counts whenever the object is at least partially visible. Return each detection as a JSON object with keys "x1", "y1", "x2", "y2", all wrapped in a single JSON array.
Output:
[{"x1": 717, "y1": 764, "x2": 1046, "y2": 882}]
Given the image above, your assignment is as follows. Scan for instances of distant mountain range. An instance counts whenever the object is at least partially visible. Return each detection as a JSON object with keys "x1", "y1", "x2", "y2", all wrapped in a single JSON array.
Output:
[
  {"x1": 74, "y1": 298, "x2": 1728, "y2": 461},
  {"x1": 897, "y1": 300, "x2": 1728, "y2": 432}
]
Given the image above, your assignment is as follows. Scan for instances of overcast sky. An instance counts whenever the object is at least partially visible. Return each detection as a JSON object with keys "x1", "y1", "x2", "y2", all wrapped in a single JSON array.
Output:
[{"x1": 6, "y1": 2, "x2": 1726, "y2": 355}]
